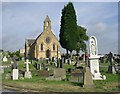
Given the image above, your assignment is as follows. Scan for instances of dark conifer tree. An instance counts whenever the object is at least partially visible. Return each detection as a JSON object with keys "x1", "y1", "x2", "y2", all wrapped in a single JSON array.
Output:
[{"x1": 59, "y1": 2, "x2": 77, "y2": 57}]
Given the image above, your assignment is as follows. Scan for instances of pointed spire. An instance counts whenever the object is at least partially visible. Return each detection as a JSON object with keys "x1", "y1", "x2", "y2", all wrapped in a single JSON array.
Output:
[{"x1": 44, "y1": 15, "x2": 51, "y2": 22}]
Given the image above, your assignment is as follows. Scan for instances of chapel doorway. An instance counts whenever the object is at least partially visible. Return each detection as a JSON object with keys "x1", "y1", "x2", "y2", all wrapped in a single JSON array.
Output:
[{"x1": 46, "y1": 49, "x2": 51, "y2": 58}]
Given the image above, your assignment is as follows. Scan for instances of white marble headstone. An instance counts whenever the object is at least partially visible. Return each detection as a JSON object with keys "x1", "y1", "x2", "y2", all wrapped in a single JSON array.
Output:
[
  {"x1": 89, "y1": 36, "x2": 106, "y2": 80},
  {"x1": 12, "y1": 69, "x2": 18, "y2": 80},
  {"x1": 3, "y1": 56, "x2": 8, "y2": 62}
]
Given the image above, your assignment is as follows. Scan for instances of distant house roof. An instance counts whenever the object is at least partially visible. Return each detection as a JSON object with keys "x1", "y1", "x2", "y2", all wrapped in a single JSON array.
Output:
[{"x1": 20, "y1": 48, "x2": 25, "y2": 54}]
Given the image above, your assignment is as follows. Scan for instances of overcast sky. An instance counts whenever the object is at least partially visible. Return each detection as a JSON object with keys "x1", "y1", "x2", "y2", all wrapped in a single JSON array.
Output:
[{"x1": 2, "y1": 2, "x2": 118, "y2": 54}]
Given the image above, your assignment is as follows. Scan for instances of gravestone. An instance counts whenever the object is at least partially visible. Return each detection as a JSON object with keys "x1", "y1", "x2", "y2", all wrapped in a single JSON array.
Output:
[
  {"x1": 19, "y1": 70, "x2": 25, "y2": 78},
  {"x1": 76, "y1": 62, "x2": 81, "y2": 67},
  {"x1": 41, "y1": 63, "x2": 46, "y2": 70},
  {"x1": 22, "y1": 57, "x2": 25, "y2": 61},
  {"x1": 12, "y1": 69, "x2": 18, "y2": 80},
  {"x1": 89, "y1": 36, "x2": 106, "y2": 80},
  {"x1": 35, "y1": 63, "x2": 38, "y2": 70},
  {"x1": 46, "y1": 68, "x2": 66, "y2": 81},
  {"x1": 61, "y1": 57, "x2": 65, "y2": 63},
  {"x1": 54, "y1": 68, "x2": 66, "y2": 79},
  {"x1": 11, "y1": 58, "x2": 19, "y2": 80},
  {"x1": 39, "y1": 63, "x2": 42, "y2": 70},
  {"x1": 114, "y1": 64, "x2": 120, "y2": 74},
  {"x1": 2, "y1": 56, "x2": 8, "y2": 62},
  {"x1": 0, "y1": 66, "x2": 4, "y2": 74},
  {"x1": 65, "y1": 59, "x2": 68, "y2": 63},
  {"x1": 57, "y1": 59, "x2": 60, "y2": 68},
  {"x1": 5, "y1": 73, "x2": 11, "y2": 79},
  {"x1": 68, "y1": 68, "x2": 74, "y2": 73},
  {"x1": 12, "y1": 57, "x2": 18, "y2": 69},
  {"x1": 24, "y1": 59, "x2": 32, "y2": 78},
  {"x1": 83, "y1": 67, "x2": 95, "y2": 88},
  {"x1": 54, "y1": 61, "x2": 57, "y2": 67},
  {"x1": 38, "y1": 70, "x2": 49, "y2": 77},
  {"x1": 108, "y1": 52, "x2": 116, "y2": 74},
  {"x1": 69, "y1": 69, "x2": 83, "y2": 83},
  {"x1": 59, "y1": 59, "x2": 63, "y2": 68},
  {"x1": 46, "y1": 67, "x2": 49, "y2": 71},
  {"x1": 46, "y1": 58, "x2": 49, "y2": 63},
  {"x1": 69, "y1": 59, "x2": 71, "y2": 65}
]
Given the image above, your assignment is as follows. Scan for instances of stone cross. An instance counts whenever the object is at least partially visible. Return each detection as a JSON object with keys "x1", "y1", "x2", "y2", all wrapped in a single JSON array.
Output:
[
  {"x1": 24, "y1": 59, "x2": 31, "y2": 72},
  {"x1": 108, "y1": 52, "x2": 113, "y2": 66}
]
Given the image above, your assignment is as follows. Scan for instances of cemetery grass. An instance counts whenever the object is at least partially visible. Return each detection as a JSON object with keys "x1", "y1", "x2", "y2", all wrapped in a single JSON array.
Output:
[
  {"x1": 2, "y1": 73, "x2": 120, "y2": 92},
  {"x1": 3, "y1": 76, "x2": 84, "y2": 92},
  {"x1": 2, "y1": 61, "x2": 120, "y2": 92}
]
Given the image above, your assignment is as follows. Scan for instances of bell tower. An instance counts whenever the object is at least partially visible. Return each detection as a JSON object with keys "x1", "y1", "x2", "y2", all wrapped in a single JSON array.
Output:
[{"x1": 44, "y1": 15, "x2": 51, "y2": 31}]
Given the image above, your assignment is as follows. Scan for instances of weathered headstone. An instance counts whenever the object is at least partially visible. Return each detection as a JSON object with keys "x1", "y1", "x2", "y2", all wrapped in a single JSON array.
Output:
[
  {"x1": 65, "y1": 59, "x2": 68, "y2": 63},
  {"x1": 39, "y1": 63, "x2": 42, "y2": 70},
  {"x1": 41, "y1": 63, "x2": 46, "y2": 70},
  {"x1": 12, "y1": 57, "x2": 18, "y2": 69},
  {"x1": 57, "y1": 59, "x2": 60, "y2": 68},
  {"x1": 0, "y1": 66, "x2": 4, "y2": 74},
  {"x1": 69, "y1": 59, "x2": 71, "y2": 65},
  {"x1": 22, "y1": 57, "x2": 25, "y2": 61},
  {"x1": 46, "y1": 68, "x2": 66, "y2": 81},
  {"x1": 114, "y1": 64, "x2": 120, "y2": 74},
  {"x1": 5, "y1": 73, "x2": 11, "y2": 79},
  {"x1": 69, "y1": 69, "x2": 83, "y2": 83},
  {"x1": 59, "y1": 59, "x2": 63, "y2": 68},
  {"x1": 12, "y1": 69, "x2": 18, "y2": 80},
  {"x1": 46, "y1": 67, "x2": 49, "y2": 71},
  {"x1": 38, "y1": 70, "x2": 49, "y2": 77},
  {"x1": 89, "y1": 36, "x2": 106, "y2": 80},
  {"x1": 2, "y1": 56, "x2": 8, "y2": 62},
  {"x1": 108, "y1": 52, "x2": 116, "y2": 74},
  {"x1": 11, "y1": 58, "x2": 19, "y2": 80},
  {"x1": 46, "y1": 58, "x2": 49, "y2": 63},
  {"x1": 83, "y1": 67, "x2": 95, "y2": 88},
  {"x1": 19, "y1": 70, "x2": 25, "y2": 79},
  {"x1": 68, "y1": 68, "x2": 74, "y2": 73},
  {"x1": 24, "y1": 59, "x2": 32, "y2": 78},
  {"x1": 54, "y1": 68, "x2": 66, "y2": 79}
]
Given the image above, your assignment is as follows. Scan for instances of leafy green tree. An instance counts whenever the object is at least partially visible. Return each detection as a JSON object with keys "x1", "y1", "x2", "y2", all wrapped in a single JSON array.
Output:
[
  {"x1": 76, "y1": 26, "x2": 89, "y2": 55},
  {"x1": 59, "y1": 2, "x2": 77, "y2": 58},
  {"x1": 8, "y1": 51, "x2": 14, "y2": 58}
]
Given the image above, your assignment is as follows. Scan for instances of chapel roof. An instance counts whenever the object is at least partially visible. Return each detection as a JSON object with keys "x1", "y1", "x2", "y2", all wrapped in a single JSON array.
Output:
[{"x1": 26, "y1": 39, "x2": 35, "y2": 46}]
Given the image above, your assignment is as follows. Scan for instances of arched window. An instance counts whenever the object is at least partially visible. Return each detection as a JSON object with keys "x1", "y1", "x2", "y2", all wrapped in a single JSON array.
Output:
[
  {"x1": 41, "y1": 43, "x2": 43, "y2": 51},
  {"x1": 46, "y1": 22, "x2": 49, "y2": 26},
  {"x1": 53, "y1": 43, "x2": 55, "y2": 51}
]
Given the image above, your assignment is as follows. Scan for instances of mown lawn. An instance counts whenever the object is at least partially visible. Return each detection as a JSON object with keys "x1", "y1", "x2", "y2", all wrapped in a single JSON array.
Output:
[
  {"x1": 2, "y1": 60, "x2": 120, "y2": 92},
  {"x1": 2, "y1": 72, "x2": 120, "y2": 92}
]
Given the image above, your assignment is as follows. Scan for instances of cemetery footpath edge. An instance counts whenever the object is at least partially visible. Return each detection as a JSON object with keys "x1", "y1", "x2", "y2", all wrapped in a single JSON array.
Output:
[
  {"x1": 3, "y1": 83, "x2": 40, "y2": 92},
  {"x1": 2, "y1": 84, "x2": 120, "y2": 94},
  {"x1": 2, "y1": 81, "x2": 120, "y2": 93}
]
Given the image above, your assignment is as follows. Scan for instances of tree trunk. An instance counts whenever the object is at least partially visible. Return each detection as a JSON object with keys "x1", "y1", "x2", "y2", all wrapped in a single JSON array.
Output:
[
  {"x1": 70, "y1": 51, "x2": 72, "y2": 59},
  {"x1": 76, "y1": 51, "x2": 79, "y2": 65},
  {"x1": 66, "y1": 49, "x2": 69, "y2": 59}
]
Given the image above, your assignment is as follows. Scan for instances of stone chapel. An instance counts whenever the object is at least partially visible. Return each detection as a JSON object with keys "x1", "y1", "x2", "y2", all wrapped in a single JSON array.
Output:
[{"x1": 25, "y1": 15, "x2": 61, "y2": 60}]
